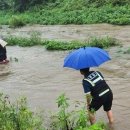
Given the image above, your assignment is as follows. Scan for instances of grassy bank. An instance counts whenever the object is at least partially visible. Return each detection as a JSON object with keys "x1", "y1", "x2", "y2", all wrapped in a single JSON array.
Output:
[
  {"x1": 5, "y1": 35, "x2": 119, "y2": 50},
  {"x1": 0, "y1": 93, "x2": 106, "y2": 130},
  {"x1": 0, "y1": 0, "x2": 130, "y2": 26},
  {"x1": 0, "y1": 93, "x2": 45, "y2": 130}
]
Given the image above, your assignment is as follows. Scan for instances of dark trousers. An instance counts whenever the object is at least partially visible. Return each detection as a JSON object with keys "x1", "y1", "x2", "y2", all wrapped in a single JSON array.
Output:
[{"x1": 0, "y1": 46, "x2": 7, "y2": 61}]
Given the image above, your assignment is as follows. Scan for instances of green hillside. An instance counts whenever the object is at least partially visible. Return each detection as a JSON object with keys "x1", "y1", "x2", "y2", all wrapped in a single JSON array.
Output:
[{"x1": 0, "y1": 0, "x2": 130, "y2": 25}]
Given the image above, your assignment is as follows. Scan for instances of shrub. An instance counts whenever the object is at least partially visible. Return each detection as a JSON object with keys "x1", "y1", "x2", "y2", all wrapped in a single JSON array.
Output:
[
  {"x1": 49, "y1": 93, "x2": 106, "y2": 130},
  {"x1": 5, "y1": 36, "x2": 119, "y2": 50},
  {"x1": 0, "y1": 92, "x2": 107, "y2": 130},
  {"x1": 9, "y1": 15, "x2": 26, "y2": 28},
  {"x1": 5, "y1": 32, "x2": 44, "y2": 47},
  {"x1": 0, "y1": 93, "x2": 45, "y2": 130},
  {"x1": 45, "y1": 37, "x2": 119, "y2": 50},
  {"x1": 88, "y1": 36, "x2": 119, "y2": 48}
]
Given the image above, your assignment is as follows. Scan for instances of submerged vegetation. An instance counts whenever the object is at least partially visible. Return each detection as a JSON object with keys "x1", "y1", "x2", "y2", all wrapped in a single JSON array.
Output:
[
  {"x1": 5, "y1": 35, "x2": 119, "y2": 50},
  {"x1": 0, "y1": 0, "x2": 130, "y2": 26},
  {"x1": 0, "y1": 93, "x2": 106, "y2": 130},
  {"x1": 49, "y1": 93, "x2": 106, "y2": 130}
]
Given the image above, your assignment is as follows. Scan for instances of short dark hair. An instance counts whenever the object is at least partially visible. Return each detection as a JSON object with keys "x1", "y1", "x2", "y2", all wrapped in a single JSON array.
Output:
[{"x1": 80, "y1": 68, "x2": 90, "y2": 74}]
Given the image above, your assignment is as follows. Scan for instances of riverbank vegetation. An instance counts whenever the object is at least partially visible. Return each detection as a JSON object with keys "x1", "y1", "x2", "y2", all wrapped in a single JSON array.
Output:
[
  {"x1": 5, "y1": 35, "x2": 119, "y2": 50},
  {"x1": 0, "y1": 0, "x2": 130, "y2": 26},
  {"x1": 0, "y1": 93, "x2": 106, "y2": 130},
  {"x1": 0, "y1": 93, "x2": 45, "y2": 130}
]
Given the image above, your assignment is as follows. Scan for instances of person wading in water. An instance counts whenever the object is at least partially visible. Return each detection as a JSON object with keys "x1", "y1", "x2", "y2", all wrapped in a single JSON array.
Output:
[
  {"x1": 80, "y1": 68, "x2": 114, "y2": 125},
  {"x1": 0, "y1": 39, "x2": 9, "y2": 64}
]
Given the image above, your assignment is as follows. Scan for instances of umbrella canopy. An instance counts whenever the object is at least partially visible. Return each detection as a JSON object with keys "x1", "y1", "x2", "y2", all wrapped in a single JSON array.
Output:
[
  {"x1": 63, "y1": 47, "x2": 111, "y2": 70},
  {"x1": 0, "y1": 39, "x2": 8, "y2": 47}
]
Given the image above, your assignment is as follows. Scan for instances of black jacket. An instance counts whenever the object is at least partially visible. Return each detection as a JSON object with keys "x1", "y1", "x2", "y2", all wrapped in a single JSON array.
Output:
[{"x1": 83, "y1": 71, "x2": 111, "y2": 98}]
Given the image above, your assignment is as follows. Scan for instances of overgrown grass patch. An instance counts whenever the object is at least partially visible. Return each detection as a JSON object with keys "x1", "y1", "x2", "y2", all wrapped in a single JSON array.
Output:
[
  {"x1": 5, "y1": 35, "x2": 119, "y2": 50},
  {"x1": 0, "y1": 11, "x2": 11, "y2": 25},
  {"x1": 45, "y1": 40, "x2": 86, "y2": 50},
  {"x1": 0, "y1": 93, "x2": 45, "y2": 130},
  {"x1": 87, "y1": 36, "x2": 119, "y2": 49},
  {"x1": 1, "y1": 3, "x2": 130, "y2": 25},
  {"x1": 48, "y1": 93, "x2": 106, "y2": 130},
  {"x1": 23, "y1": 5, "x2": 130, "y2": 25},
  {"x1": 9, "y1": 15, "x2": 26, "y2": 28},
  {"x1": 0, "y1": 92, "x2": 106, "y2": 130},
  {"x1": 5, "y1": 32, "x2": 44, "y2": 47}
]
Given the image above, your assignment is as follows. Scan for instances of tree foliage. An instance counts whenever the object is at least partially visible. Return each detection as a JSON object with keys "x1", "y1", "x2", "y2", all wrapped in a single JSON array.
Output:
[
  {"x1": 14, "y1": 0, "x2": 52, "y2": 12},
  {"x1": 0, "y1": 0, "x2": 11, "y2": 10},
  {"x1": 0, "y1": 0, "x2": 53, "y2": 12},
  {"x1": 0, "y1": 0, "x2": 130, "y2": 12}
]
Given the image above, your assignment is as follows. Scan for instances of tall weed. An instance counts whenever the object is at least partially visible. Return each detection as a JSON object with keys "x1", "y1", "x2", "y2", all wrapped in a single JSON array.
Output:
[
  {"x1": 0, "y1": 92, "x2": 106, "y2": 130},
  {"x1": 49, "y1": 93, "x2": 106, "y2": 130},
  {"x1": 0, "y1": 93, "x2": 45, "y2": 130}
]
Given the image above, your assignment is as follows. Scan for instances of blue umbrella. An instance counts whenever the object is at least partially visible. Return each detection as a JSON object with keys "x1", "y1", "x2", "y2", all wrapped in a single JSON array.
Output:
[{"x1": 63, "y1": 47, "x2": 111, "y2": 70}]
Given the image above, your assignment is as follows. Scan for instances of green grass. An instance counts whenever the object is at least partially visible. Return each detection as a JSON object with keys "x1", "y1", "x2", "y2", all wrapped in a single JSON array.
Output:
[
  {"x1": 1, "y1": 1, "x2": 130, "y2": 26},
  {"x1": 49, "y1": 93, "x2": 106, "y2": 130},
  {"x1": 0, "y1": 92, "x2": 106, "y2": 130},
  {"x1": 9, "y1": 15, "x2": 26, "y2": 28},
  {"x1": 5, "y1": 35, "x2": 119, "y2": 50},
  {"x1": 0, "y1": 93, "x2": 45, "y2": 130},
  {"x1": 5, "y1": 32, "x2": 44, "y2": 47}
]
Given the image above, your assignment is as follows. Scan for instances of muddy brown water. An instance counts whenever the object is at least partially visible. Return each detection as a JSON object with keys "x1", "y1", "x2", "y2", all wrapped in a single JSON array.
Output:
[{"x1": 0, "y1": 24, "x2": 130, "y2": 130}]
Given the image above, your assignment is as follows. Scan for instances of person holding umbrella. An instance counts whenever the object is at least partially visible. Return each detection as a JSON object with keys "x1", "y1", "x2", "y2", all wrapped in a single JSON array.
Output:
[
  {"x1": 80, "y1": 67, "x2": 114, "y2": 125},
  {"x1": 0, "y1": 39, "x2": 9, "y2": 64},
  {"x1": 64, "y1": 47, "x2": 114, "y2": 125}
]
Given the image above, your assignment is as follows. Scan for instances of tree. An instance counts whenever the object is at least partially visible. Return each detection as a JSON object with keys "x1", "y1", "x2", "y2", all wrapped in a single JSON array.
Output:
[
  {"x1": 14, "y1": 0, "x2": 50, "y2": 12},
  {"x1": 0, "y1": 0, "x2": 10, "y2": 10},
  {"x1": 0, "y1": 0, "x2": 53, "y2": 12}
]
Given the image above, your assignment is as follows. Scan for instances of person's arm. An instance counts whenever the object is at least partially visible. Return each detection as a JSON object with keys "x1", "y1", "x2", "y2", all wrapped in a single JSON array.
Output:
[
  {"x1": 82, "y1": 79, "x2": 92, "y2": 109},
  {"x1": 85, "y1": 92, "x2": 92, "y2": 109}
]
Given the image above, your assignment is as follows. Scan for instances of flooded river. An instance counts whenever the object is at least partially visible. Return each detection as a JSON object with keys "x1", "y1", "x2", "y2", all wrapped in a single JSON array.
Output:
[{"x1": 0, "y1": 24, "x2": 130, "y2": 130}]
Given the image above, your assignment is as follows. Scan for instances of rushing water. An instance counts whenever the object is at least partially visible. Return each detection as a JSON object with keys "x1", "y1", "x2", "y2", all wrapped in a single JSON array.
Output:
[{"x1": 0, "y1": 24, "x2": 130, "y2": 130}]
